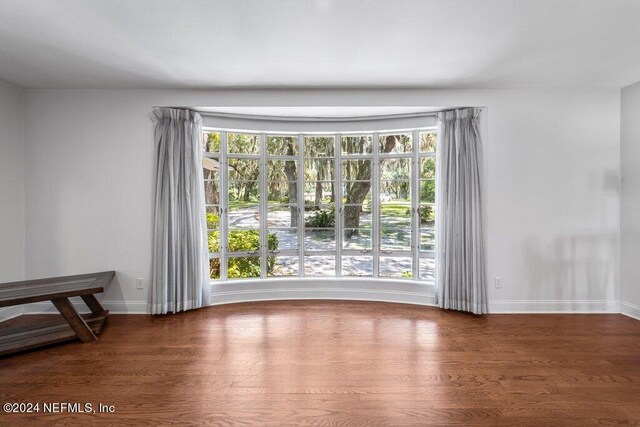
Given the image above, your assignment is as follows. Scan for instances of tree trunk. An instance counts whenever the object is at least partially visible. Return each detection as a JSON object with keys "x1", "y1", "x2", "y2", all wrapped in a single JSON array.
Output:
[
  {"x1": 205, "y1": 170, "x2": 218, "y2": 205},
  {"x1": 315, "y1": 160, "x2": 323, "y2": 209},
  {"x1": 330, "y1": 166, "x2": 335, "y2": 203},
  {"x1": 343, "y1": 159, "x2": 372, "y2": 233},
  {"x1": 243, "y1": 184, "x2": 251, "y2": 202},
  {"x1": 283, "y1": 138, "x2": 298, "y2": 227},
  {"x1": 342, "y1": 136, "x2": 397, "y2": 234}
]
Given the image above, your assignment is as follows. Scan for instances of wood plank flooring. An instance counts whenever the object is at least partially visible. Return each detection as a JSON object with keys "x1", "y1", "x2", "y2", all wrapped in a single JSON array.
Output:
[{"x1": 1, "y1": 301, "x2": 639, "y2": 426}]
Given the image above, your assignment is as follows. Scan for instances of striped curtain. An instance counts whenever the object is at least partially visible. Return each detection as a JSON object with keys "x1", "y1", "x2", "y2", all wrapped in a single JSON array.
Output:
[
  {"x1": 150, "y1": 108, "x2": 209, "y2": 314},
  {"x1": 436, "y1": 108, "x2": 488, "y2": 314}
]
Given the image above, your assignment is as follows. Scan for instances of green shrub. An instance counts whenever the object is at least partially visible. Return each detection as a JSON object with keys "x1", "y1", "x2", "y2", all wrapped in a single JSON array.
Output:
[
  {"x1": 207, "y1": 212, "x2": 220, "y2": 229},
  {"x1": 418, "y1": 205, "x2": 435, "y2": 226},
  {"x1": 208, "y1": 227, "x2": 278, "y2": 279},
  {"x1": 305, "y1": 208, "x2": 335, "y2": 228}
]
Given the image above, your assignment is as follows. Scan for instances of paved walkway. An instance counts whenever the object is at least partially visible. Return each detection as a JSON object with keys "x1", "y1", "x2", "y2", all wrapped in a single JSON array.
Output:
[{"x1": 228, "y1": 208, "x2": 434, "y2": 279}]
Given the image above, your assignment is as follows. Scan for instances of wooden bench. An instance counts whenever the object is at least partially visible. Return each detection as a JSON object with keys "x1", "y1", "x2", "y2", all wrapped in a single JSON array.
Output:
[{"x1": 0, "y1": 271, "x2": 115, "y2": 356}]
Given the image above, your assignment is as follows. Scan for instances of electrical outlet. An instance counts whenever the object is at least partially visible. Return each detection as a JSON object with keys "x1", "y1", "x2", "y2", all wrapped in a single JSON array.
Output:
[
  {"x1": 494, "y1": 277, "x2": 503, "y2": 289},
  {"x1": 136, "y1": 278, "x2": 144, "y2": 290}
]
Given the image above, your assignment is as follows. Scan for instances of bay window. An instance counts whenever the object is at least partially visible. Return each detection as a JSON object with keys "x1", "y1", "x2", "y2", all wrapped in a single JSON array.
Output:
[{"x1": 202, "y1": 127, "x2": 437, "y2": 283}]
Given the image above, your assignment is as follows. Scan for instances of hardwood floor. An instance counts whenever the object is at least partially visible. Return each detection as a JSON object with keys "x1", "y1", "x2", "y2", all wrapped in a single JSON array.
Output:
[{"x1": 1, "y1": 301, "x2": 640, "y2": 426}]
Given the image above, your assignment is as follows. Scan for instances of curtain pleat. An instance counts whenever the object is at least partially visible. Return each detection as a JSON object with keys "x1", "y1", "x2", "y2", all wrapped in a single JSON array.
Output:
[
  {"x1": 436, "y1": 108, "x2": 488, "y2": 314},
  {"x1": 150, "y1": 108, "x2": 209, "y2": 314}
]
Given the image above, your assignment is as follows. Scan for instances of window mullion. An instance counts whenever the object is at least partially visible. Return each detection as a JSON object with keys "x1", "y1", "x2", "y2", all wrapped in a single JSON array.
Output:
[
  {"x1": 297, "y1": 133, "x2": 304, "y2": 277},
  {"x1": 372, "y1": 132, "x2": 380, "y2": 278},
  {"x1": 260, "y1": 133, "x2": 267, "y2": 278},
  {"x1": 220, "y1": 130, "x2": 228, "y2": 281},
  {"x1": 412, "y1": 129, "x2": 420, "y2": 279},
  {"x1": 335, "y1": 133, "x2": 342, "y2": 277}
]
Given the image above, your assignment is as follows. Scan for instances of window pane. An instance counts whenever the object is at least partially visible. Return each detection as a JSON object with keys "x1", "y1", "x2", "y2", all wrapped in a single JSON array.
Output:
[
  {"x1": 342, "y1": 204, "x2": 372, "y2": 228},
  {"x1": 380, "y1": 158, "x2": 411, "y2": 180},
  {"x1": 267, "y1": 181, "x2": 297, "y2": 205},
  {"x1": 342, "y1": 256, "x2": 373, "y2": 276},
  {"x1": 379, "y1": 134, "x2": 412, "y2": 154},
  {"x1": 379, "y1": 256, "x2": 413, "y2": 278},
  {"x1": 228, "y1": 159, "x2": 260, "y2": 181},
  {"x1": 209, "y1": 258, "x2": 221, "y2": 280},
  {"x1": 227, "y1": 257, "x2": 261, "y2": 278},
  {"x1": 304, "y1": 136, "x2": 335, "y2": 157},
  {"x1": 380, "y1": 229, "x2": 411, "y2": 251},
  {"x1": 419, "y1": 180, "x2": 435, "y2": 203},
  {"x1": 228, "y1": 207, "x2": 260, "y2": 229},
  {"x1": 342, "y1": 228, "x2": 372, "y2": 250},
  {"x1": 207, "y1": 230, "x2": 220, "y2": 253},
  {"x1": 420, "y1": 132, "x2": 436, "y2": 153},
  {"x1": 228, "y1": 181, "x2": 260, "y2": 206},
  {"x1": 268, "y1": 228, "x2": 298, "y2": 251},
  {"x1": 342, "y1": 183, "x2": 372, "y2": 205},
  {"x1": 304, "y1": 159, "x2": 335, "y2": 182},
  {"x1": 419, "y1": 205, "x2": 435, "y2": 227},
  {"x1": 380, "y1": 181, "x2": 411, "y2": 203},
  {"x1": 304, "y1": 229, "x2": 335, "y2": 251},
  {"x1": 269, "y1": 256, "x2": 299, "y2": 277},
  {"x1": 268, "y1": 205, "x2": 298, "y2": 227},
  {"x1": 268, "y1": 160, "x2": 298, "y2": 182},
  {"x1": 420, "y1": 258, "x2": 435, "y2": 281},
  {"x1": 304, "y1": 208, "x2": 335, "y2": 228},
  {"x1": 341, "y1": 136, "x2": 372, "y2": 155},
  {"x1": 267, "y1": 136, "x2": 297, "y2": 156},
  {"x1": 204, "y1": 177, "x2": 220, "y2": 205},
  {"x1": 303, "y1": 182, "x2": 335, "y2": 204},
  {"x1": 228, "y1": 133, "x2": 260, "y2": 155},
  {"x1": 380, "y1": 205, "x2": 411, "y2": 228},
  {"x1": 420, "y1": 157, "x2": 435, "y2": 179},
  {"x1": 342, "y1": 159, "x2": 372, "y2": 181},
  {"x1": 304, "y1": 256, "x2": 336, "y2": 276},
  {"x1": 203, "y1": 160, "x2": 220, "y2": 181},
  {"x1": 420, "y1": 227, "x2": 435, "y2": 251},
  {"x1": 206, "y1": 206, "x2": 221, "y2": 229},
  {"x1": 227, "y1": 229, "x2": 261, "y2": 252},
  {"x1": 202, "y1": 132, "x2": 221, "y2": 153},
  {"x1": 203, "y1": 159, "x2": 220, "y2": 205}
]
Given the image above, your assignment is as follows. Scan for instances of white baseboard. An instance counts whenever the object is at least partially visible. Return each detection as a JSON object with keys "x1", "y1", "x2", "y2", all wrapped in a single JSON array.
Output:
[
  {"x1": 1, "y1": 290, "x2": 632, "y2": 320},
  {"x1": 0, "y1": 306, "x2": 24, "y2": 323},
  {"x1": 620, "y1": 301, "x2": 640, "y2": 321},
  {"x1": 489, "y1": 299, "x2": 620, "y2": 314}
]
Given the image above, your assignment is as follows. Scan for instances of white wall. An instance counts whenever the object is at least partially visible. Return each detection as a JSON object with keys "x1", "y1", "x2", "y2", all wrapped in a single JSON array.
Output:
[
  {"x1": 621, "y1": 81, "x2": 640, "y2": 320},
  {"x1": 0, "y1": 81, "x2": 25, "y2": 282},
  {"x1": 22, "y1": 88, "x2": 621, "y2": 313},
  {"x1": 0, "y1": 81, "x2": 26, "y2": 321}
]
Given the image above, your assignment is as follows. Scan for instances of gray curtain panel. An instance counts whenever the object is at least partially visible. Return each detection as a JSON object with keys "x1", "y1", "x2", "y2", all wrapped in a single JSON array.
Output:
[
  {"x1": 436, "y1": 108, "x2": 488, "y2": 314},
  {"x1": 150, "y1": 108, "x2": 209, "y2": 314}
]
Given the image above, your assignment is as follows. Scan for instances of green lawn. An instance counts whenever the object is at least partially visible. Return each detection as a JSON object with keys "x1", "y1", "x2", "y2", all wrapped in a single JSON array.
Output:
[{"x1": 380, "y1": 201, "x2": 411, "y2": 217}]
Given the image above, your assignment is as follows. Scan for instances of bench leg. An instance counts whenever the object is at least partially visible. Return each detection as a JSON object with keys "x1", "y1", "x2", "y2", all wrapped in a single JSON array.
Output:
[
  {"x1": 81, "y1": 294, "x2": 108, "y2": 316},
  {"x1": 51, "y1": 297, "x2": 97, "y2": 343}
]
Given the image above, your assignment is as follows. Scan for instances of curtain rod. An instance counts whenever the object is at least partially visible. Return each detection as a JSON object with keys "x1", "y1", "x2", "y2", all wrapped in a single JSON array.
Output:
[
  {"x1": 198, "y1": 111, "x2": 440, "y2": 122},
  {"x1": 153, "y1": 108, "x2": 451, "y2": 122},
  {"x1": 152, "y1": 107, "x2": 479, "y2": 122}
]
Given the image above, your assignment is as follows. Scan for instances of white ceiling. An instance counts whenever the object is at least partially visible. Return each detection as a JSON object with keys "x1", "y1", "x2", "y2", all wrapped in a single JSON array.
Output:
[{"x1": 1, "y1": 0, "x2": 639, "y2": 89}]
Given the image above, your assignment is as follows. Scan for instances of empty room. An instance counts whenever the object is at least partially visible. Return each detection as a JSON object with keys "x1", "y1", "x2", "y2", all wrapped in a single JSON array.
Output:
[{"x1": 1, "y1": 0, "x2": 640, "y2": 425}]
